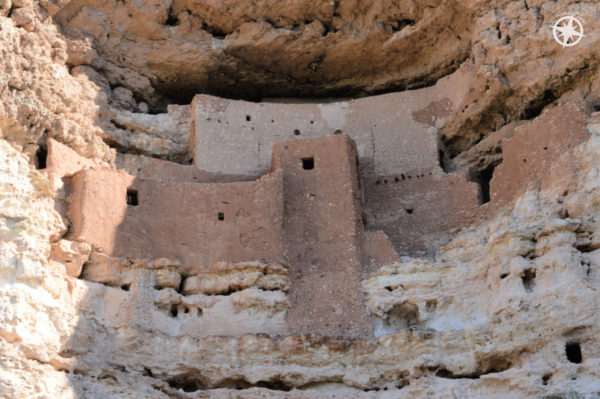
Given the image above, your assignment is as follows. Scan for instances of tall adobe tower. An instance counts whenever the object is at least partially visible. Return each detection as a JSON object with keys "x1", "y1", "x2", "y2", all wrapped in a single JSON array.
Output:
[{"x1": 272, "y1": 133, "x2": 373, "y2": 337}]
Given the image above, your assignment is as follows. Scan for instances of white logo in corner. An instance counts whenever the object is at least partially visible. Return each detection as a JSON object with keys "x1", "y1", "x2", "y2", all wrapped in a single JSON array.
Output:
[{"x1": 552, "y1": 15, "x2": 585, "y2": 47}]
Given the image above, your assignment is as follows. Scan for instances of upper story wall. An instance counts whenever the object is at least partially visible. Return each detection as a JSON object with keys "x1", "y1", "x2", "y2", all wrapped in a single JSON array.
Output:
[
  {"x1": 491, "y1": 103, "x2": 590, "y2": 207},
  {"x1": 361, "y1": 103, "x2": 592, "y2": 257},
  {"x1": 363, "y1": 172, "x2": 480, "y2": 258},
  {"x1": 191, "y1": 67, "x2": 470, "y2": 177},
  {"x1": 68, "y1": 168, "x2": 285, "y2": 273}
]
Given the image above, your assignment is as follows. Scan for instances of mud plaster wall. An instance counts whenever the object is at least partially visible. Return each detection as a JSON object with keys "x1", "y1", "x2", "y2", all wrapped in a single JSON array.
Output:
[
  {"x1": 363, "y1": 103, "x2": 592, "y2": 257},
  {"x1": 68, "y1": 168, "x2": 285, "y2": 273},
  {"x1": 272, "y1": 134, "x2": 375, "y2": 336},
  {"x1": 363, "y1": 173, "x2": 481, "y2": 257},
  {"x1": 64, "y1": 134, "x2": 390, "y2": 336},
  {"x1": 191, "y1": 66, "x2": 470, "y2": 177},
  {"x1": 67, "y1": 104, "x2": 594, "y2": 268},
  {"x1": 491, "y1": 102, "x2": 591, "y2": 207}
]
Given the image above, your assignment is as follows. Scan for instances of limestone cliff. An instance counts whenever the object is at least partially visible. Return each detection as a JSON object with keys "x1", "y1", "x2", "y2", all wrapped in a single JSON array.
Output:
[{"x1": 2, "y1": 0, "x2": 600, "y2": 398}]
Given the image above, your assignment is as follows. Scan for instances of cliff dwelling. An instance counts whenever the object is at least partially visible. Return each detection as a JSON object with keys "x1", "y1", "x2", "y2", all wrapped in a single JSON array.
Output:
[
  {"x1": 3, "y1": 1, "x2": 600, "y2": 398},
  {"x1": 42, "y1": 97, "x2": 591, "y2": 340}
]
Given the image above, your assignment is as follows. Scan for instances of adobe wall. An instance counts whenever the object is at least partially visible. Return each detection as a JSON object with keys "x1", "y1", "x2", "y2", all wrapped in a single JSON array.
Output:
[
  {"x1": 60, "y1": 103, "x2": 592, "y2": 338},
  {"x1": 64, "y1": 133, "x2": 391, "y2": 337},
  {"x1": 191, "y1": 66, "x2": 470, "y2": 177},
  {"x1": 115, "y1": 152, "x2": 256, "y2": 184},
  {"x1": 45, "y1": 139, "x2": 99, "y2": 179},
  {"x1": 361, "y1": 231, "x2": 401, "y2": 273},
  {"x1": 187, "y1": 67, "x2": 484, "y2": 258},
  {"x1": 271, "y1": 134, "x2": 374, "y2": 337},
  {"x1": 61, "y1": 101, "x2": 593, "y2": 268},
  {"x1": 363, "y1": 172, "x2": 480, "y2": 258},
  {"x1": 490, "y1": 103, "x2": 591, "y2": 207},
  {"x1": 68, "y1": 169, "x2": 285, "y2": 273},
  {"x1": 361, "y1": 103, "x2": 591, "y2": 257}
]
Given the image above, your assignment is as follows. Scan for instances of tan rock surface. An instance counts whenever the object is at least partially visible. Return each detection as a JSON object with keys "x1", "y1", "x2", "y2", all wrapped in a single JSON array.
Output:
[
  {"x1": 2, "y1": 0, "x2": 600, "y2": 398},
  {"x1": 50, "y1": 0, "x2": 600, "y2": 157},
  {"x1": 4, "y1": 115, "x2": 600, "y2": 397}
]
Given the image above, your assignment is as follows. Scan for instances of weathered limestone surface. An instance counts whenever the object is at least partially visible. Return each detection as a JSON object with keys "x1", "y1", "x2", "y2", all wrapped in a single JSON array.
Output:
[
  {"x1": 4, "y1": 115, "x2": 600, "y2": 397},
  {"x1": 2, "y1": 0, "x2": 600, "y2": 398},
  {"x1": 0, "y1": 1, "x2": 195, "y2": 164},
  {"x1": 50, "y1": 0, "x2": 600, "y2": 158}
]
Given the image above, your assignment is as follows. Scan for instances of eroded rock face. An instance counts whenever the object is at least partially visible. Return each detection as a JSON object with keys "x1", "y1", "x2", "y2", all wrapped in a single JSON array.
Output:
[
  {"x1": 4, "y1": 115, "x2": 600, "y2": 398},
  {"x1": 53, "y1": 0, "x2": 474, "y2": 102},
  {"x1": 2, "y1": 0, "x2": 600, "y2": 398},
  {"x1": 51, "y1": 0, "x2": 600, "y2": 157}
]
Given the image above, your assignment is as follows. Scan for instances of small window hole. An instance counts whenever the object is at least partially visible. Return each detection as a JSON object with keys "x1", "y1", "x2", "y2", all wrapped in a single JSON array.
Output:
[
  {"x1": 470, "y1": 161, "x2": 500, "y2": 205},
  {"x1": 246, "y1": 115, "x2": 251, "y2": 121},
  {"x1": 406, "y1": 209, "x2": 414, "y2": 214},
  {"x1": 302, "y1": 157, "x2": 314, "y2": 170},
  {"x1": 438, "y1": 149, "x2": 449, "y2": 172},
  {"x1": 425, "y1": 300, "x2": 437, "y2": 312},
  {"x1": 126, "y1": 189, "x2": 139, "y2": 206},
  {"x1": 566, "y1": 342, "x2": 582, "y2": 364},
  {"x1": 218, "y1": 212, "x2": 224, "y2": 221},
  {"x1": 165, "y1": 9, "x2": 179, "y2": 26},
  {"x1": 542, "y1": 373, "x2": 552, "y2": 385},
  {"x1": 293, "y1": 129, "x2": 301, "y2": 136},
  {"x1": 521, "y1": 268, "x2": 536, "y2": 292},
  {"x1": 35, "y1": 146, "x2": 47, "y2": 170}
]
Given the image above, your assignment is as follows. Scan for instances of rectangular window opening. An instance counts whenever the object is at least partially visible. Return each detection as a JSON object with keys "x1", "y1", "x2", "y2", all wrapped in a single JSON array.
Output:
[
  {"x1": 302, "y1": 157, "x2": 314, "y2": 170},
  {"x1": 126, "y1": 188, "x2": 139, "y2": 206},
  {"x1": 566, "y1": 342, "x2": 582, "y2": 364},
  {"x1": 35, "y1": 146, "x2": 47, "y2": 170},
  {"x1": 469, "y1": 160, "x2": 502, "y2": 205},
  {"x1": 218, "y1": 212, "x2": 225, "y2": 221}
]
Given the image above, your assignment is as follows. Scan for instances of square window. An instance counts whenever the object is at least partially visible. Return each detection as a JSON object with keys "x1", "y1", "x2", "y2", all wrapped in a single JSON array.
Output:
[
  {"x1": 302, "y1": 157, "x2": 314, "y2": 170},
  {"x1": 126, "y1": 189, "x2": 139, "y2": 206}
]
